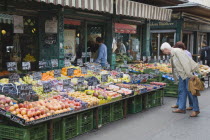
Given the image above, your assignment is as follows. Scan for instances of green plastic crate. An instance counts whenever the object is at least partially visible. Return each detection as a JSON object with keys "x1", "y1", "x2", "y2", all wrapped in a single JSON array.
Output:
[
  {"x1": 0, "y1": 123, "x2": 47, "y2": 140},
  {"x1": 98, "y1": 104, "x2": 112, "y2": 127},
  {"x1": 127, "y1": 95, "x2": 142, "y2": 114},
  {"x1": 78, "y1": 110, "x2": 94, "y2": 135},
  {"x1": 52, "y1": 118, "x2": 62, "y2": 140},
  {"x1": 111, "y1": 101, "x2": 124, "y2": 122},
  {"x1": 62, "y1": 114, "x2": 79, "y2": 140}
]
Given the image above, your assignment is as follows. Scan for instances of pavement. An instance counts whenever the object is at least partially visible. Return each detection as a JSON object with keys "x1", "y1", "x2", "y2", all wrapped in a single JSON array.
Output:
[{"x1": 72, "y1": 88, "x2": 210, "y2": 140}]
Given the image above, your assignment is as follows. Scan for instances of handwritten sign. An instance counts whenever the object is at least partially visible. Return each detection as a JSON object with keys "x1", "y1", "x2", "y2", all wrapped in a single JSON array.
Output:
[
  {"x1": 22, "y1": 62, "x2": 31, "y2": 70},
  {"x1": 77, "y1": 59, "x2": 83, "y2": 66},
  {"x1": 20, "y1": 84, "x2": 32, "y2": 100},
  {"x1": 82, "y1": 52, "x2": 91, "y2": 58},
  {"x1": 9, "y1": 73, "x2": 20, "y2": 83},
  {"x1": 7, "y1": 62, "x2": 17, "y2": 71},
  {"x1": 67, "y1": 68, "x2": 74, "y2": 76}
]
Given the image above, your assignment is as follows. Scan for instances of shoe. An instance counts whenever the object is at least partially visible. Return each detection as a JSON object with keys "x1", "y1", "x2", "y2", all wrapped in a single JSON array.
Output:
[
  {"x1": 186, "y1": 107, "x2": 193, "y2": 110},
  {"x1": 172, "y1": 109, "x2": 186, "y2": 113},
  {"x1": 190, "y1": 111, "x2": 200, "y2": 117},
  {"x1": 171, "y1": 105, "x2": 179, "y2": 108}
]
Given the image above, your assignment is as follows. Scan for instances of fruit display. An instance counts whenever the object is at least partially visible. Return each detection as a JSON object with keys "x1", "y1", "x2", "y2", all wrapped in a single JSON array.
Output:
[
  {"x1": 0, "y1": 95, "x2": 16, "y2": 109},
  {"x1": 199, "y1": 65, "x2": 210, "y2": 76},
  {"x1": 150, "y1": 82, "x2": 166, "y2": 86},
  {"x1": 23, "y1": 54, "x2": 36, "y2": 62}
]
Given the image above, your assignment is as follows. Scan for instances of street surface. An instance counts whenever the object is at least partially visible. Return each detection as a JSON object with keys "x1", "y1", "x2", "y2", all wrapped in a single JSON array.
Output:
[{"x1": 73, "y1": 89, "x2": 210, "y2": 140}]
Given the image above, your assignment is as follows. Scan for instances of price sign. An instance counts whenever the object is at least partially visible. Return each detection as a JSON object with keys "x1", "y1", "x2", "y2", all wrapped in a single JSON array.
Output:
[
  {"x1": 20, "y1": 84, "x2": 32, "y2": 100},
  {"x1": 148, "y1": 56, "x2": 151, "y2": 62},
  {"x1": 136, "y1": 53, "x2": 140, "y2": 61},
  {"x1": 90, "y1": 58, "x2": 94, "y2": 63},
  {"x1": 81, "y1": 67, "x2": 87, "y2": 74},
  {"x1": 39, "y1": 61, "x2": 47, "y2": 69},
  {"x1": 54, "y1": 69, "x2": 61, "y2": 78},
  {"x1": 143, "y1": 56, "x2": 146, "y2": 62},
  {"x1": 78, "y1": 77, "x2": 84, "y2": 83},
  {"x1": 82, "y1": 52, "x2": 91, "y2": 58},
  {"x1": 101, "y1": 74, "x2": 108, "y2": 82},
  {"x1": 33, "y1": 72, "x2": 42, "y2": 80},
  {"x1": 51, "y1": 59, "x2": 58, "y2": 68},
  {"x1": 77, "y1": 59, "x2": 83, "y2": 66},
  {"x1": 63, "y1": 79, "x2": 71, "y2": 89},
  {"x1": 43, "y1": 82, "x2": 52, "y2": 93},
  {"x1": 9, "y1": 73, "x2": 20, "y2": 83},
  {"x1": 67, "y1": 68, "x2": 74, "y2": 76},
  {"x1": 64, "y1": 59, "x2": 71, "y2": 67},
  {"x1": 22, "y1": 62, "x2": 31, "y2": 70},
  {"x1": 7, "y1": 62, "x2": 17, "y2": 71}
]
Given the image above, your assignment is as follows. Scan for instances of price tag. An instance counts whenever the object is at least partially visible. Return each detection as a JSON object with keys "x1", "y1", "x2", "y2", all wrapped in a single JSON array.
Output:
[
  {"x1": 148, "y1": 56, "x2": 151, "y2": 62},
  {"x1": 67, "y1": 68, "x2": 74, "y2": 76},
  {"x1": 51, "y1": 59, "x2": 58, "y2": 68},
  {"x1": 82, "y1": 52, "x2": 91, "y2": 58},
  {"x1": 39, "y1": 61, "x2": 47, "y2": 69},
  {"x1": 33, "y1": 72, "x2": 42, "y2": 80},
  {"x1": 63, "y1": 79, "x2": 71, "y2": 89},
  {"x1": 22, "y1": 62, "x2": 31, "y2": 70},
  {"x1": 9, "y1": 73, "x2": 20, "y2": 83},
  {"x1": 54, "y1": 69, "x2": 61, "y2": 78},
  {"x1": 43, "y1": 82, "x2": 52, "y2": 93},
  {"x1": 64, "y1": 59, "x2": 71, "y2": 67},
  {"x1": 101, "y1": 74, "x2": 108, "y2": 82},
  {"x1": 136, "y1": 53, "x2": 140, "y2": 61},
  {"x1": 78, "y1": 77, "x2": 84, "y2": 83},
  {"x1": 81, "y1": 67, "x2": 87, "y2": 74},
  {"x1": 116, "y1": 67, "x2": 121, "y2": 72},
  {"x1": 90, "y1": 58, "x2": 94, "y2": 63},
  {"x1": 7, "y1": 62, "x2": 17, "y2": 71},
  {"x1": 20, "y1": 84, "x2": 32, "y2": 100},
  {"x1": 77, "y1": 59, "x2": 83, "y2": 66}
]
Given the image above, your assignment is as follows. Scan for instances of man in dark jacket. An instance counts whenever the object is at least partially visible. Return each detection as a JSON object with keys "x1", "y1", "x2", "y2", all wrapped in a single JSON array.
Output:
[{"x1": 200, "y1": 41, "x2": 210, "y2": 66}]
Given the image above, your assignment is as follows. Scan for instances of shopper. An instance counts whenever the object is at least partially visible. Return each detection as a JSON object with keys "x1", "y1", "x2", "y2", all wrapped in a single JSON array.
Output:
[
  {"x1": 200, "y1": 41, "x2": 210, "y2": 66},
  {"x1": 95, "y1": 37, "x2": 107, "y2": 67},
  {"x1": 172, "y1": 41, "x2": 193, "y2": 110},
  {"x1": 160, "y1": 42, "x2": 200, "y2": 117}
]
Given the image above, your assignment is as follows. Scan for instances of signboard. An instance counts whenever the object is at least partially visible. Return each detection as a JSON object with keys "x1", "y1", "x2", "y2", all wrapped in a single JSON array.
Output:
[
  {"x1": 44, "y1": 34, "x2": 57, "y2": 45},
  {"x1": 45, "y1": 19, "x2": 58, "y2": 33},
  {"x1": 64, "y1": 59, "x2": 71, "y2": 67},
  {"x1": 20, "y1": 84, "x2": 32, "y2": 100},
  {"x1": 51, "y1": 59, "x2": 58, "y2": 68},
  {"x1": 22, "y1": 62, "x2": 31, "y2": 70},
  {"x1": 13, "y1": 15, "x2": 24, "y2": 33},
  {"x1": 39, "y1": 61, "x2": 47, "y2": 69},
  {"x1": 81, "y1": 67, "x2": 87, "y2": 74},
  {"x1": 9, "y1": 73, "x2": 20, "y2": 83},
  {"x1": 82, "y1": 52, "x2": 91, "y2": 58},
  {"x1": 77, "y1": 59, "x2": 83, "y2": 66},
  {"x1": 7, "y1": 62, "x2": 17, "y2": 71}
]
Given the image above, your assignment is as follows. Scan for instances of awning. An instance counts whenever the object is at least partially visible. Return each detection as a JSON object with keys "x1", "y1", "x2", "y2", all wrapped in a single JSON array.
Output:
[
  {"x1": 115, "y1": 23, "x2": 137, "y2": 34},
  {"x1": 0, "y1": 14, "x2": 13, "y2": 24},
  {"x1": 36, "y1": 0, "x2": 114, "y2": 13},
  {"x1": 116, "y1": 0, "x2": 172, "y2": 21}
]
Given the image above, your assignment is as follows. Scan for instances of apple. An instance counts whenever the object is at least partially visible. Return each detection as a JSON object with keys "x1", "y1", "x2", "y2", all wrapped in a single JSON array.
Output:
[
  {"x1": 14, "y1": 104, "x2": 19, "y2": 109},
  {"x1": 19, "y1": 103, "x2": 24, "y2": 108},
  {"x1": 9, "y1": 106, "x2": 15, "y2": 112},
  {"x1": 21, "y1": 110, "x2": 26, "y2": 116}
]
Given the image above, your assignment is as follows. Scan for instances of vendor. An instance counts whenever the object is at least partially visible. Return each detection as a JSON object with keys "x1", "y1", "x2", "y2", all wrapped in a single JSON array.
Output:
[{"x1": 94, "y1": 37, "x2": 107, "y2": 67}]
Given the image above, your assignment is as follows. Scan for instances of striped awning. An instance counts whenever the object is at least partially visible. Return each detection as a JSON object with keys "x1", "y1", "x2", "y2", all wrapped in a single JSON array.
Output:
[
  {"x1": 36, "y1": 0, "x2": 114, "y2": 13},
  {"x1": 116, "y1": 0, "x2": 172, "y2": 21},
  {"x1": 0, "y1": 14, "x2": 13, "y2": 24}
]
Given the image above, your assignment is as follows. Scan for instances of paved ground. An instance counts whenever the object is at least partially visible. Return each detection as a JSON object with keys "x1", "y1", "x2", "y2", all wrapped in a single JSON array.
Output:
[{"x1": 72, "y1": 88, "x2": 210, "y2": 140}]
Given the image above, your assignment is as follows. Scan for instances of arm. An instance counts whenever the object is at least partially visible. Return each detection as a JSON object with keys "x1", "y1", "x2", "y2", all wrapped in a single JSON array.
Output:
[{"x1": 95, "y1": 46, "x2": 103, "y2": 63}]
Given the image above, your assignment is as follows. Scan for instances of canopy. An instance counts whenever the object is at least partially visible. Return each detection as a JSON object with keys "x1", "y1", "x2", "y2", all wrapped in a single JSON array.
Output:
[
  {"x1": 116, "y1": 0, "x2": 172, "y2": 21},
  {"x1": 115, "y1": 23, "x2": 137, "y2": 34},
  {"x1": 0, "y1": 14, "x2": 13, "y2": 24},
  {"x1": 35, "y1": 0, "x2": 114, "y2": 13}
]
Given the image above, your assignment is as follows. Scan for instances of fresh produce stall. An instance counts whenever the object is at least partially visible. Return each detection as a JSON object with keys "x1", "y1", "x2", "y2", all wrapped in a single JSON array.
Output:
[{"x1": 0, "y1": 62, "x2": 166, "y2": 140}]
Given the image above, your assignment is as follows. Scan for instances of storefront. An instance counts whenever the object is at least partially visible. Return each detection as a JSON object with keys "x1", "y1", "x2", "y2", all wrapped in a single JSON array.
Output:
[{"x1": 150, "y1": 12, "x2": 210, "y2": 61}]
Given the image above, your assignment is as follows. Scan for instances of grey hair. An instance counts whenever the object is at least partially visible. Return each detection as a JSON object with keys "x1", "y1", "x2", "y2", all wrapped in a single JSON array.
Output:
[{"x1": 160, "y1": 42, "x2": 172, "y2": 50}]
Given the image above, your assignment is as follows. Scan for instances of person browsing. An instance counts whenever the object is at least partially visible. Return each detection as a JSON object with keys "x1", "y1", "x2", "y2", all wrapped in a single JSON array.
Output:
[{"x1": 95, "y1": 37, "x2": 107, "y2": 67}]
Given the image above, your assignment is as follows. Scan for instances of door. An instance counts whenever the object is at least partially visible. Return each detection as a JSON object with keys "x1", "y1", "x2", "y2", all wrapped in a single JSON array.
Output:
[{"x1": 182, "y1": 32, "x2": 194, "y2": 54}]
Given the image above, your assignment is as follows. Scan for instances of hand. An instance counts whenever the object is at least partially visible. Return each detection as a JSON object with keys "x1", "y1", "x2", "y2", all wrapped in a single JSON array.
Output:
[{"x1": 190, "y1": 76, "x2": 195, "y2": 81}]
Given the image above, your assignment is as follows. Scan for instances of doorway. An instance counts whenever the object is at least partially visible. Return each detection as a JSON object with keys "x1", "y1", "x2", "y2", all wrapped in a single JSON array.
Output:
[{"x1": 182, "y1": 32, "x2": 194, "y2": 54}]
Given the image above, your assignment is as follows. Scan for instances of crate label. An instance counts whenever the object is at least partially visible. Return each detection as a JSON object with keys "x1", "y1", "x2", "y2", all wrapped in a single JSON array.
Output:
[
  {"x1": 51, "y1": 59, "x2": 58, "y2": 68},
  {"x1": 33, "y1": 72, "x2": 42, "y2": 80},
  {"x1": 43, "y1": 82, "x2": 52, "y2": 93},
  {"x1": 54, "y1": 69, "x2": 61, "y2": 77},
  {"x1": 9, "y1": 73, "x2": 20, "y2": 83},
  {"x1": 22, "y1": 62, "x2": 31, "y2": 70},
  {"x1": 7, "y1": 62, "x2": 17, "y2": 71},
  {"x1": 101, "y1": 74, "x2": 108, "y2": 82},
  {"x1": 67, "y1": 68, "x2": 74, "y2": 76}
]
